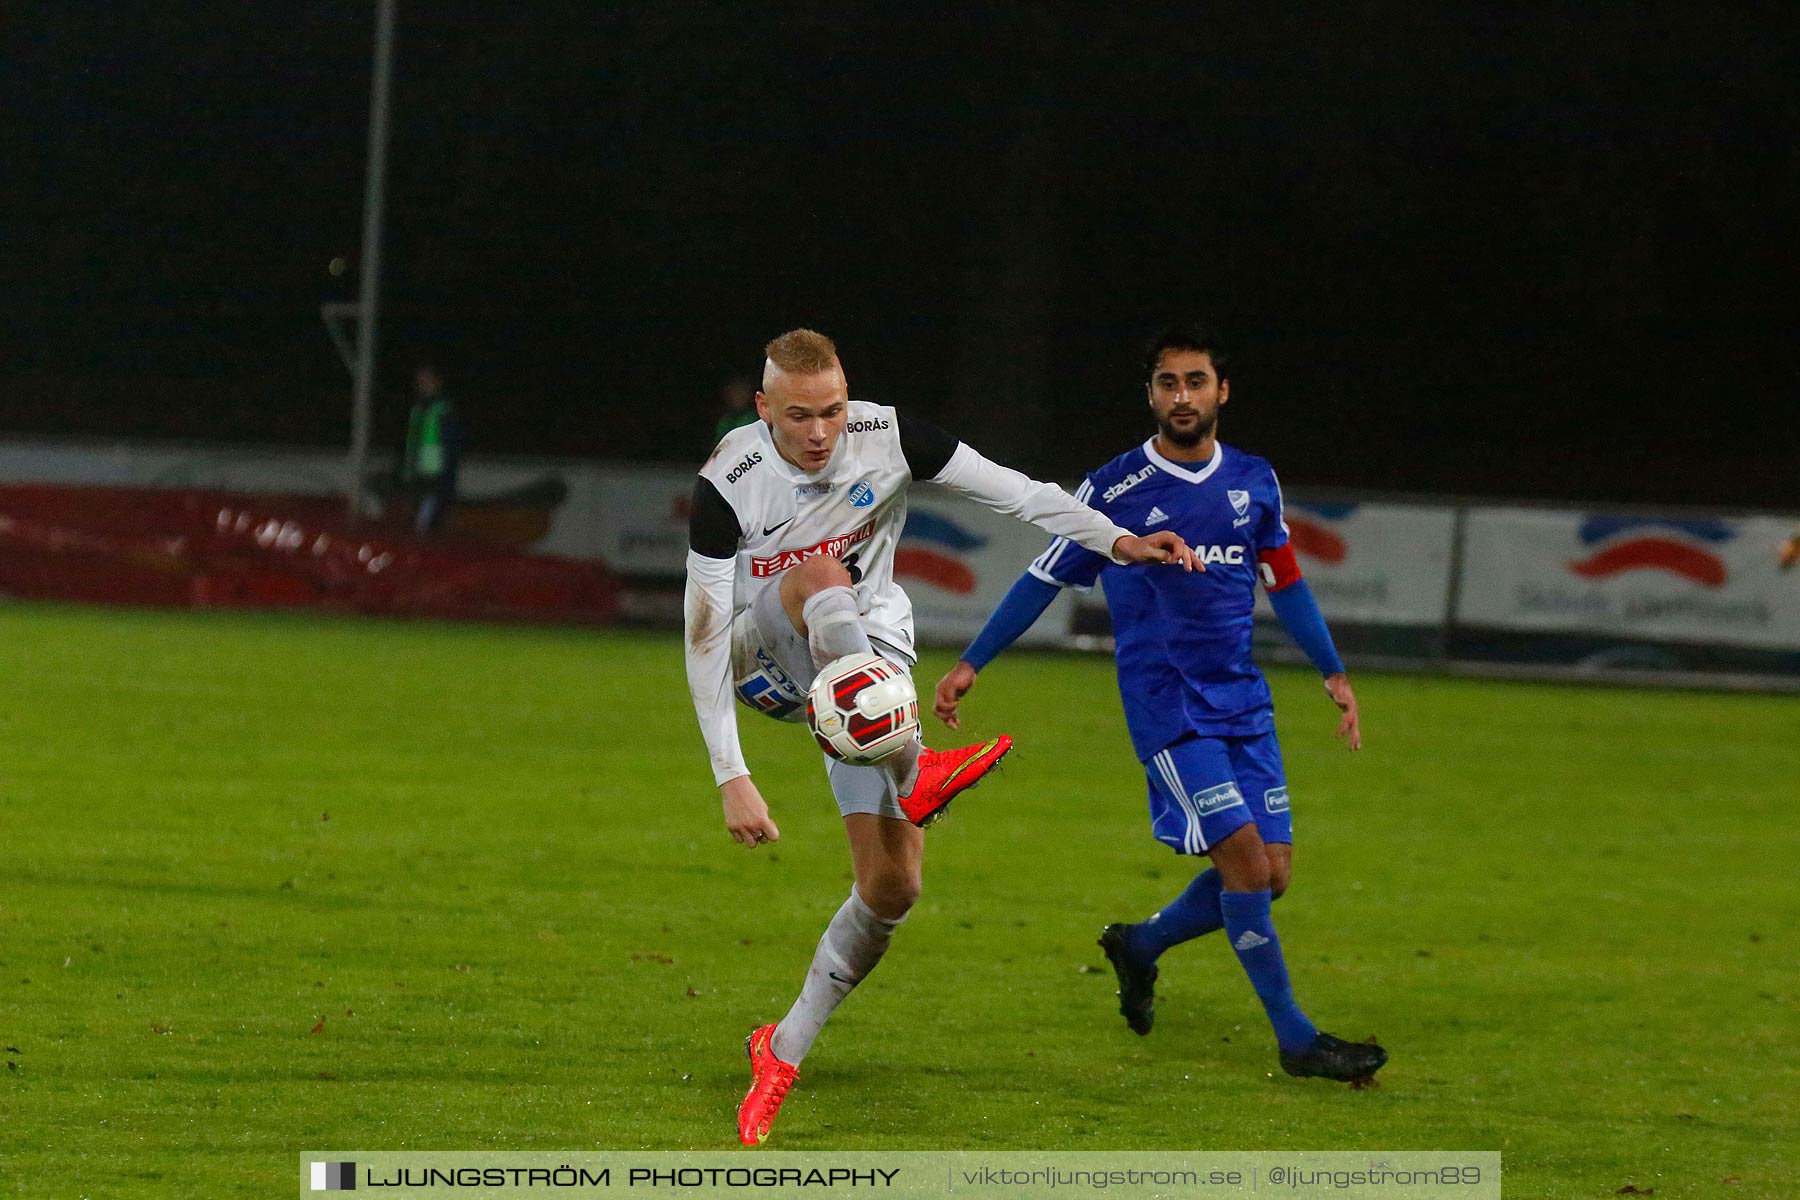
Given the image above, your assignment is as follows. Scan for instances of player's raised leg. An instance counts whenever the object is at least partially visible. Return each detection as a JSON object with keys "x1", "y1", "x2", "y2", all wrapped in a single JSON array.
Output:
[
  {"x1": 780, "y1": 554, "x2": 877, "y2": 671},
  {"x1": 779, "y1": 554, "x2": 1012, "y2": 827},
  {"x1": 779, "y1": 555, "x2": 920, "y2": 778}
]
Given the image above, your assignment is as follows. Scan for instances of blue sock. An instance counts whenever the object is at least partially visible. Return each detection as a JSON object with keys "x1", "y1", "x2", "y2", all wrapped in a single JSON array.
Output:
[
  {"x1": 1219, "y1": 888, "x2": 1318, "y2": 1054},
  {"x1": 1126, "y1": 868, "x2": 1225, "y2": 962}
]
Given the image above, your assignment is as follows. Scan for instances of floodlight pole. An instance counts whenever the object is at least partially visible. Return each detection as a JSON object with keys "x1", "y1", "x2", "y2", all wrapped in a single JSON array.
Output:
[{"x1": 348, "y1": 0, "x2": 397, "y2": 521}]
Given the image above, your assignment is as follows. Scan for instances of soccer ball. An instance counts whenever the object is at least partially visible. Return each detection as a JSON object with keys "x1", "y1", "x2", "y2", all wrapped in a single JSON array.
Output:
[{"x1": 807, "y1": 654, "x2": 920, "y2": 764}]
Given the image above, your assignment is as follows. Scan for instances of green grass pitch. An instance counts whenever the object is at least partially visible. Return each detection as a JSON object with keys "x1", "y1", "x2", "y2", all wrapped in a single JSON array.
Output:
[{"x1": 1, "y1": 603, "x2": 1794, "y2": 1198}]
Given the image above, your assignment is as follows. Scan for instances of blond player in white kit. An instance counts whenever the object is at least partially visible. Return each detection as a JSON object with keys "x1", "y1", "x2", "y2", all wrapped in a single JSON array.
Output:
[{"x1": 683, "y1": 329, "x2": 1198, "y2": 1144}]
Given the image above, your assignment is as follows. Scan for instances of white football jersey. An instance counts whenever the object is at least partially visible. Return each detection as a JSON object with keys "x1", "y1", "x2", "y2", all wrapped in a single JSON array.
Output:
[
  {"x1": 698, "y1": 401, "x2": 921, "y2": 656},
  {"x1": 683, "y1": 400, "x2": 1134, "y2": 786}
]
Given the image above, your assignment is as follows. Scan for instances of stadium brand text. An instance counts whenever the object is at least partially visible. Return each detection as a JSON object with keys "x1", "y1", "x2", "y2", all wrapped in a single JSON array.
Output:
[
  {"x1": 845, "y1": 418, "x2": 890, "y2": 433},
  {"x1": 725, "y1": 452, "x2": 763, "y2": 483},
  {"x1": 751, "y1": 523, "x2": 876, "y2": 576},
  {"x1": 1103, "y1": 465, "x2": 1157, "y2": 502}
]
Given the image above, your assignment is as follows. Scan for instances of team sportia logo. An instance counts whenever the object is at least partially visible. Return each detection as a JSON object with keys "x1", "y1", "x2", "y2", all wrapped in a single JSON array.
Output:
[{"x1": 750, "y1": 523, "x2": 876, "y2": 576}]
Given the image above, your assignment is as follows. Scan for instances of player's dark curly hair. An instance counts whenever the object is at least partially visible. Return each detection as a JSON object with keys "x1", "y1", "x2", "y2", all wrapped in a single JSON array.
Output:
[{"x1": 1143, "y1": 322, "x2": 1230, "y2": 383}]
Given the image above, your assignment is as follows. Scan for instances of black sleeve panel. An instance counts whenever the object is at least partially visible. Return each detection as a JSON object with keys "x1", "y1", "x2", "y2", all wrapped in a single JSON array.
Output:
[
  {"x1": 897, "y1": 412, "x2": 960, "y2": 480},
  {"x1": 688, "y1": 476, "x2": 742, "y2": 559}
]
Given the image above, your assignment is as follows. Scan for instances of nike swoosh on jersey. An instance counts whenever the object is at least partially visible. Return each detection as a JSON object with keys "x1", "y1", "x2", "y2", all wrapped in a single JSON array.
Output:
[{"x1": 762, "y1": 518, "x2": 793, "y2": 536}]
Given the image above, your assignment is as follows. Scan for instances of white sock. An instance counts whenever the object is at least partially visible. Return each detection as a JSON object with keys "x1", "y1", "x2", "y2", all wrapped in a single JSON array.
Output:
[
  {"x1": 771, "y1": 887, "x2": 903, "y2": 1065},
  {"x1": 800, "y1": 586, "x2": 872, "y2": 672}
]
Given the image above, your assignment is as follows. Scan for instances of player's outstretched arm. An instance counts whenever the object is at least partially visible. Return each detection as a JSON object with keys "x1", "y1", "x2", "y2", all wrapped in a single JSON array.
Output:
[{"x1": 927, "y1": 443, "x2": 1151, "y2": 565}]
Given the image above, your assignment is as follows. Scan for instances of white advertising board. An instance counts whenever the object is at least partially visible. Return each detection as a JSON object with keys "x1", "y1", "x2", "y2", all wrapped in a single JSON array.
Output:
[
  {"x1": 1457, "y1": 508, "x2": 1800, "y2": 650},
  {"x1": 589, "y1": 466, "x2": 695, "y2": 574},
  {"x1": 1251, "y1": 500, "x2": 1458, "y2": 626}
]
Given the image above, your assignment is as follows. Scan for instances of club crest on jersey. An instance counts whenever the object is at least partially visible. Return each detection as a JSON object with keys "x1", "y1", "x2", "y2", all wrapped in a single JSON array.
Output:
[
  {"x1": 848, "y1": 480, "x2": 876, "y2": 508},
  {"x1": 1228, "y1": 489, "x2": 1250, "y2": 517},
  {"x1": 751, "y1": 522, "x2": 876, "y2": 576}
]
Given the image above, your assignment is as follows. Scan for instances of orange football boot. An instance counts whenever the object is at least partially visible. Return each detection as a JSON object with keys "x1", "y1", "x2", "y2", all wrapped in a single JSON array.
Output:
[
  {"x1": 737, "y1": 1023, "x2": 799, "y2": 1146},
  {"x1": 897, "y1": 735, "x2": 1013, "y2": 827}
]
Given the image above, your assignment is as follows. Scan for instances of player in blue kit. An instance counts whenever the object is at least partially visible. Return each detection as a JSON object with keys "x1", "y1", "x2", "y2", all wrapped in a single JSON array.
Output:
[{"x1": 934, "y1": 323, "x2": 1387, "y2": 1083}]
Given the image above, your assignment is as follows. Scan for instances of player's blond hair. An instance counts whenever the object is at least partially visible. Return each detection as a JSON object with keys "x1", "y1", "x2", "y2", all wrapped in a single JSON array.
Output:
[{"x1": 763, "y1": 328, "x2": 840, "y2": 376}]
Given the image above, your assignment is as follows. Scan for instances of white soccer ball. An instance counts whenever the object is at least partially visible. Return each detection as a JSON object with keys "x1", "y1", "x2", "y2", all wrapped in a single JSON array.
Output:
[{"x1": 806, "y1": 653, "x2": 920, "y2": 765}]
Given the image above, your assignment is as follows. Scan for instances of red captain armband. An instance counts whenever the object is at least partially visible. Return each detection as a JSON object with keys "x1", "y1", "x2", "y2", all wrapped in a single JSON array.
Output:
[{"x1": 1257, "y1": 543, "x2": 1302, "y2": 592}]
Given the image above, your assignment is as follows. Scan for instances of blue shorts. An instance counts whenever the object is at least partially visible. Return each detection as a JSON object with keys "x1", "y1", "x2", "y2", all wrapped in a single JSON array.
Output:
[{"x1": 1144, "y1": 731, "x2": 1292, "y2": 855}]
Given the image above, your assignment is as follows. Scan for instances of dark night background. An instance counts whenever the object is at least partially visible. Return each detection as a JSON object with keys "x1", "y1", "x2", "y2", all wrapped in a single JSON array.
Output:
[{"x1": 3, "y1": 4, "x2": 1796, "y2": 507}]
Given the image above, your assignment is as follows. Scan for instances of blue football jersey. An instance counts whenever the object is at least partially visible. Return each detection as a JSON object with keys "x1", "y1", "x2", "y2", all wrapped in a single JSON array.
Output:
[{"x1": 1030, "y1": 439, "x2": 1292, "y2": 761}]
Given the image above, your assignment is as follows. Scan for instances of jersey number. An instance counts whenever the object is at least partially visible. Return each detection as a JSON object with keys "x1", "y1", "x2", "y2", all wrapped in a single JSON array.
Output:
[{"x1": 842, "y1": 552, "x2": 864, "y2": 585}]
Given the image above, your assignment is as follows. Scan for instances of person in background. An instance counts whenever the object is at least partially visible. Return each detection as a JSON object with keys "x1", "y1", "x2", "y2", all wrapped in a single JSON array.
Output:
[
  {"x1": 404, "y1": 360, "x2": 464, "y2": 535},
  {"x1": 712, "y1": 375, "x2": 760, "y2": 446}
]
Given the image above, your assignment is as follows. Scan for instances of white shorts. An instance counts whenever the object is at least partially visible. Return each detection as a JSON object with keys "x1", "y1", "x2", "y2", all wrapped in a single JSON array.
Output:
[{"x1": 729, "y1": 584, "x2": 915, "y2": 822}]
